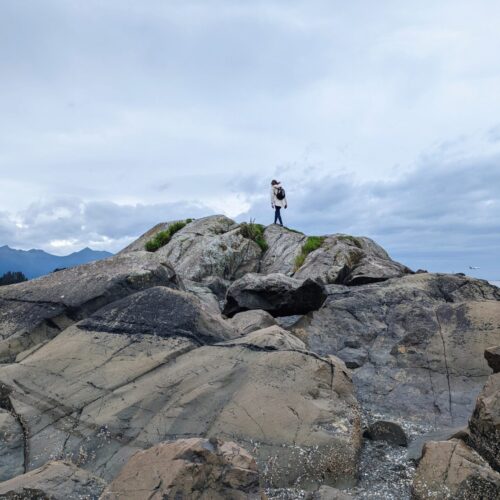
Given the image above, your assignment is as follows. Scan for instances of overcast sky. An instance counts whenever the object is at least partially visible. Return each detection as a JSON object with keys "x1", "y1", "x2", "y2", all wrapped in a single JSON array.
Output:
[{"x1": 1, "y1": 0, "x2": 499, "y2": 278}]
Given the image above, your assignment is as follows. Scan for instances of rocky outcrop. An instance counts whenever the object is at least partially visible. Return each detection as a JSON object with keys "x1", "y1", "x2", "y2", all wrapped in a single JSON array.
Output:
[
  {"x1": 0, "y1": 307, "x2": 361, "y2": 489},
  {"x1": 484, "y1": 346, "x2": 500, "y2": 373},
  {"x1": 223, "y1": 273, "x2": 327, "y2": 317},
  {"x1": 0, "y1": 409, "x2": 24, "y2": 481},
  {"x1": 293, "y1": 234, "x2": 412, "y2": 285},
  {"x1": 260, "y1": 224, "x2": 307, "y2": 275},
  {"x1": 412, "y1": 439, "x2": 500, "y2": 499},
  {"x1": 154, "y1": 215, "x2": 262, "y2": 282},
  {"x1": 0, "y1": 460, "x2": 106, "y2": 499},
  {"x1": 292, "y1": 273, "x2": 500, "y2": 427},
  {"x1": 100, "y1": 438, "x2": 261, "y2": 499},
  {"x1": 0, "y1": 252, "x2": 180, "y2": 362},
  {"x1": 119, "y1": 221, "x2": 177, "y2": 254},
  {"x1": 228, "y1": 309, "x2": 277, "y2": 336},
  {"x1": 468, "y1": 372, "x2": 500, "y2": 472}
]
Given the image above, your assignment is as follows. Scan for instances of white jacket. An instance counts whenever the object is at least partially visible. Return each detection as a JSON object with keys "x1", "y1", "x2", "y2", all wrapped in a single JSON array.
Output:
[{"x1": 271, "y1": 183, "x2": 287, "y2": 208}]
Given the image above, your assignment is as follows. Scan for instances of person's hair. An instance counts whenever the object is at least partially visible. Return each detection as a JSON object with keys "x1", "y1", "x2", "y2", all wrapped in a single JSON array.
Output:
[{"x1": 271, "y1": 179, "x2": 278, "y2": 185}]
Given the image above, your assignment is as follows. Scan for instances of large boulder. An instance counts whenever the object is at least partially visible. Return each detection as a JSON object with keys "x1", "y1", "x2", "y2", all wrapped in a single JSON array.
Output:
[
  {"x1": 154, "y1": 215, "x2": 262, "y2": 282},
  {"x1": 223, "y1": 273, "x2": 328, "y2": 318},
  {"x1": 260, "y1": 224, "x2": 307, "y2": 275},
  {"x1": 100, "y1": 438, "x2": 261, "y2": 499},
  {"x1": 119, "y1": 220, "x2": 177, "y2": 254},
  {"x1": 228, "y1": 309, "x2": 277, "y2": 336},
  {"x1": 292, "y1": 273, "x2": 500, "y2": 427},
  {"x1": 0, "y1": 323, "x2": 361, "y2": 488},
  {"x1": 293, "y1": 234, "x2": 412, "y2": 285},
  {"x1": 468, "y1": 372, "x2": 500, "y2": 472},
  {"x1": 0, "y1": 460, "x2": 106, "y2": 500},
  {"x1": 0, "y1": 251, "x2": 180, "y2": 362},
  {"x1": 412, "y1": 439, "x2": 500, "y2": 499}
]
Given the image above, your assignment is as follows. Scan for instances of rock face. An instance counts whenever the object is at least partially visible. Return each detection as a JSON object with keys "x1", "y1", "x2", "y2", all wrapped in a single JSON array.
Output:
[
  {"x1": 0, "y1": 251, "x2": 180, "y2": 362},
  {"x1": 100, "y1": 438, "x2": 261, "y2": 499},
  {"x1": 484, "y1": 346, "x2": 500, "y2": 373},
  {"x1": 293, "y1": 273, "x2": 500, "y2": 427},
  {"x1": 412, "y1": 439, "x2": 500, "y2": 499},
  {"x1": 223, "y1": 273, "x2": 328, "y2": 318},
  {"x1": 468, "y1": 372, "x2": 500, "y2": 472},
  {"x1": 0, "y1": 460, "x2": 106, "y2": 500},
  {"x1": 119, "y1": 220, "x2": 176, "y2": 254},
  {"x1": 0, "y1": 303, "x2": 361, "y2": 489},
  {"x1": 293, "y1": 234, "x2": 412, "y2": 285},
  {"x1": 0, "y1": 408, "x2": 24, "y2": 481},
  {"x1": 228, "y1": 309, "x2": 277, "y2": 336},
  {"x1": 154, "y1": 215, "x2": 262, "y2": 282}
]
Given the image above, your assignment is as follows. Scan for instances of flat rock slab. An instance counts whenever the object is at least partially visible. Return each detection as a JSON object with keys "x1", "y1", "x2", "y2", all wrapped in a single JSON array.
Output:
[
  {"x1": 0, "y1": 460, "x2": 106, "y2": 500},
  {"x1": 0, "y1": 409, "x2": 24, "y2": 481},
  {"x1": 412, "y1": 439, "x2": 500, "y2": 499},
  {"x1": 101, "y1": 438, "x2": 261, "y2": 500},
  {"x1": 293, "y1": 273, "x2": 500, "y2": 427},
  {"x1": 0, "y1": 251, "x2": 179, "y2": 362},
  {"x1": 223, "y1": 273, "x2": 327, "y2": 318},
  {"x1": 0, "y1": 326, "x2": 361, "y2": 489}
]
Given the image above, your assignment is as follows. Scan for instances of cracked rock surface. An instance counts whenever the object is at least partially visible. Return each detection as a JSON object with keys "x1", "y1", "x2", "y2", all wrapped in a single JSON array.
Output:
[
  {"x1": 0, "y1": 251, "x2": 180, "y2": 362},
  {"x1": 100, "y1": 438, "x2": 261, "y2": 500},
  {"x1": 293, "y1": 273, "x2": 500, "y2": 428}
]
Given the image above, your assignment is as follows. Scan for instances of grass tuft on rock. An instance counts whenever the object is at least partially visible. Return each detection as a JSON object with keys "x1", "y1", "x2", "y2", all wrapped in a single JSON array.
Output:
[
  {"x1": 145, "y1": 219, "x2": 193, "y2": 252},
  {"x1": 294, "y1": 236, "x2": 325, "y2": 271},
  {"x1": 239, "y1": 220, "x2": 268, "y2": 252},
  {"x1": 337, "y1": 235, "x2": 363, "y2": 249}
]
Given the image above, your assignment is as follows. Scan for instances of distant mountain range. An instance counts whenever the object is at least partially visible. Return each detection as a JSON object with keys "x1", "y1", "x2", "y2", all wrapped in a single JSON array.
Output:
[{"x1": 0, "y1": 245, "x2": 113, "y2": 279}]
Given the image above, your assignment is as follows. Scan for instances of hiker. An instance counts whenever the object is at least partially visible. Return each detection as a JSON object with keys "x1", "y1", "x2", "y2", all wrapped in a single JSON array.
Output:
[{"x1": 270, "y1": 179, "x2": 287, "y2": 226}]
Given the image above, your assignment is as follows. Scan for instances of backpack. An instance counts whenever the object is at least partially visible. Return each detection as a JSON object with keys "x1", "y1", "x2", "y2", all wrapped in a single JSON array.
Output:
[{"x1": 275, "y1": 186, "x2": 286, "y2": 200}]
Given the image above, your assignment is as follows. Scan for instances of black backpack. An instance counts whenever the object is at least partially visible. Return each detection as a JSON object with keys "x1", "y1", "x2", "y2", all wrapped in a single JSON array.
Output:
[{"x1": 276, "y1": 186, "x2": 286, "y2": 200}]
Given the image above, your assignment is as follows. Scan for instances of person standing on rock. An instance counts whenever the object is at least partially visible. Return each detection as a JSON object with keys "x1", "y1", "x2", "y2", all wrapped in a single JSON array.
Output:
[{"x1": 271, "y1": 179, "x2": 287, "y2": 226}]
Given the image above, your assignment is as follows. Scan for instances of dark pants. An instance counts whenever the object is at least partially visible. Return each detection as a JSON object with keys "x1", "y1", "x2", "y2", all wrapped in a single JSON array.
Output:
[{"x1": 274, "y1": 206, "x2": 283, "y2": 225}]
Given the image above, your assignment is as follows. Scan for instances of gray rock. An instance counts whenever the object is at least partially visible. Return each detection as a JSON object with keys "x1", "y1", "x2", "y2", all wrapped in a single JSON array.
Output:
[
  {"x1": 294, "y1": 234, "x2": 412, "y2": 285},
  {"x1": 100, "y1": 438, "x2": 262, "y2": 499},
  {"x1": 0, "y1": 252, "x2": 180, "y2": 362},
  {"x1": 229, "y1": 310, "x2": 277, "y2": 336},
  {"x1": 468, "y1": 372, "x2": 500, "y2": 472},
  {"x1": 118, "y1": 220, "x2": 179, "y2": 254},
  {"x1": 0, "y1": 409, "x2": 24, "y2": 481},
  {"x1": 0, "y1": 325, "x2": 361, "y2": 489},
  {"x1": 484, "y1": 346, "x2": 500, "y2": 373},
  {"x1": 260, "y1": 225, "x2": 306, "y2": 275},
  {"x1": 292, "y1": 273, "x2": 500, "y2": 427},
  {"x1": 412, "y1": 439, "x2": 500, "y2": 500},
  {"x1": 307, "y1": 485, "x2": 353, "y2": 499},
  {"x1": 0, "y1": 460, "x2": 106, "y2": 500},
  {"x1": 223, "y1": 273, "x2": 328, "y2": 318},
  {"x1": 155, "y1": 215, "x2": 262, "y2": 282},
  {"x1": 337, "y1": 347, "x2": 367, "y2": 369},
  {"x1": 407, "y1": 426, "x2": 469, "y2": 461},
  {"x1": 183, "y1": 279, "x2": 222, "y2": 314},
  {"x1": 364, "y1": 420, "x2": 408, "y2": 447}
]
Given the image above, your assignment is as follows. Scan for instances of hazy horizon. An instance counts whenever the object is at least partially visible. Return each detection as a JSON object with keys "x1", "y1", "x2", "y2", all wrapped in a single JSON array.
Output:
[{"x1": 1, "y1": 1, "x2": 499, "y2": 280}]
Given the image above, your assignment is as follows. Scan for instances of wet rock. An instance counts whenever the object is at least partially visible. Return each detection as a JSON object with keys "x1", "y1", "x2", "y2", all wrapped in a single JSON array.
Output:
[
  {"x1": 412, "y1": 439, "x2": 500, "y2": 499},
  {"x1": 468, "y1": 372, "x2": 500, "y2": 472},
  {"x1": 363, "y1": 420, "x2": 408, "y2": 447},
  {"x1": 293, "y1": 273, "x2": 500, "y2": 427},
  {"x1": 307, "y1": 485, "x2": 353, "y2": 499},
  {"x1": 100, "y1": 438, "x2": 261, "y2": 500},
  {"x1": 0, "y1": 320, "x2": 361, "y2": 489},
  {"x1": 260, "y1": 224, "x2": 307, "y2": 275},
  {"x1": 407, "y1": 426, "x2": 469, "y2": 461},
  {"x1": 484, "y1": 346, "x2": 500, "y2": 373},
  {"x1": 0, "y1": 251, "x2": 180, "y2": 362},
  {"x1": 293, "y1": 234, "x2": 412, "y2": 285},
  {"x1": 223, "y1": 273, "x2": 327, "y2": 318},
  {"x1": 337, "y1": 347, "x2": 367, "y2": 369},
  {"x1": 0, "y1": 409, "x2": 24, "y2": 481},
  {"x1": 229, "y1": 309, "x2": 277, "y2": 336},
  {"x1": 0, "y1": 461, "x2": 106, "y2": 499},
  {"x1": 155, "y1": 215, "x2": 262, "y2": 282}
]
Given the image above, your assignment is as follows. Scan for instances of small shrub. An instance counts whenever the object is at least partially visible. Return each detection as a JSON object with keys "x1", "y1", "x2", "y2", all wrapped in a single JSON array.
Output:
[
  {"x1": 145, "y1": 219, "x2": 193, "y2": 252},
  {"x1": 294, "y1": 236, "x2": 325, "y2": 271},
  {"x1": 240, "y1": 220, "x2": 268, "y2": 252}
]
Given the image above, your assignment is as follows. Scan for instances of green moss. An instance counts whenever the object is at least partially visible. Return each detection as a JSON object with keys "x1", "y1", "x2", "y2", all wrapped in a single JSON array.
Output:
[
  {"x1": 239, "y1": 221, "x2": 268, "y2": 252},
  {"x1": 145, "y1": 219, "x2": 193, "y2": 252},
  {"x1": 337, "y1": 235, "x2": 362, "y2": 249},
  {"x1": 294, "y1": 236, "x2": 325, "y2": 271}
]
